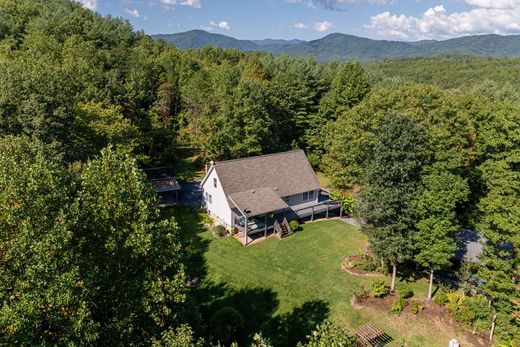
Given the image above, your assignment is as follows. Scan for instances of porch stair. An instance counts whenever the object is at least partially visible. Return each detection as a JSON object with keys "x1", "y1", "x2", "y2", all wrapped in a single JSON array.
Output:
[{"x1": 274, "y1": 217, "x2": 292, "y2": 238}]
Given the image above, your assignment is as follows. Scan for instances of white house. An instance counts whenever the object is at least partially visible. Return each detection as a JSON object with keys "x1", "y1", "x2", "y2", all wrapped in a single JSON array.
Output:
[{"x1": 200, "y1": 150, "x2": 341, "y2": 244}]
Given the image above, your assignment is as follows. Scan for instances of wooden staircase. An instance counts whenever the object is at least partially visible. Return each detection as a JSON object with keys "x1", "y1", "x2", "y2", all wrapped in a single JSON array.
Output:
[{"x1": 274, "y1": 217, "x2": 292, "y2": 238}]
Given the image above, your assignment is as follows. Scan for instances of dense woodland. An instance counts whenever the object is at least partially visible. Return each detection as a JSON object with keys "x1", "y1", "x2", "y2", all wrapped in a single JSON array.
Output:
[{"x1": 0, "y1": 0, "x2": 518, "y2": 346}]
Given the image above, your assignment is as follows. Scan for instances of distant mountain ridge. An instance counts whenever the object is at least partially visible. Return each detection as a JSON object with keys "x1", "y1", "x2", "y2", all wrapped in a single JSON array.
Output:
[{"x1": 152, "y1": 30, "x2": 520, "y2": 61}]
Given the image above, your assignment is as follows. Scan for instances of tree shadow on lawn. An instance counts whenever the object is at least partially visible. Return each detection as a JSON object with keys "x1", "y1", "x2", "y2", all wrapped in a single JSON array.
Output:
[
  {"x1": 161, "y1": 205, "x2": 210, "y2": 280},
  {"x1": 196, "y1": 282, "x2": 330, "y2": 346}
]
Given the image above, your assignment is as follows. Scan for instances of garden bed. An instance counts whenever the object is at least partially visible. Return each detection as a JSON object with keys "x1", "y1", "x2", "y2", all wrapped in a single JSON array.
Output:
[
  {"x1": 351, "y1": 293, "x2": 488, "y2": 347},
  {"x1": 341, "y1": 254, "x2": 385, "y2": 276}
]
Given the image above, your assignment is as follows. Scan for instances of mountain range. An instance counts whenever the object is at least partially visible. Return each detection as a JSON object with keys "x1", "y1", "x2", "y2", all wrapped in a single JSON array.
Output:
[{"x1": 152, "y1": 30, "x2": 520, "y2": 61}]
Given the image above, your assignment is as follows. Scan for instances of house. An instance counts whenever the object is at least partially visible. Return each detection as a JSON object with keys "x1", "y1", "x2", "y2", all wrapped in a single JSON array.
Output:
[
  {"x1": 200, "y1": 150, "x2": 342, "y2": 244},
  {"x1": 143, "y1": 166, "x2": 182, "y2": 207}
]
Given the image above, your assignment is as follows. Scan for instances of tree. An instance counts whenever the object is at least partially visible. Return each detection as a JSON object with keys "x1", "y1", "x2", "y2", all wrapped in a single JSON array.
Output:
[
  {"x1": 318, "y1": 61, "x2": 370, "y2": 121},
  {"x1": 72, "y1": 147, "x2": 191, "y2": 345},
  {"x1": 414, "y1": 163, "x2": 469, "y2": 299},
  {"x1": 0, "y1": 136, "x2": 96, "y2": 345},
  {"x1": 359, "y1": 113, "x2": 427, "y2": 291},
  {"x1": 71, "y1": 102, "x2": 141, "y2": 160},
  {"x1": 298, "y1": 320, "x2": 354, "y2": 347}
]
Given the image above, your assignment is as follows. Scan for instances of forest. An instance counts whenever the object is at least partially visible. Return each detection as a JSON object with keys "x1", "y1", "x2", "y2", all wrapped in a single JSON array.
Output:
[{"x1": 0, "y1": 0, "x2": 518, "y2": 346}]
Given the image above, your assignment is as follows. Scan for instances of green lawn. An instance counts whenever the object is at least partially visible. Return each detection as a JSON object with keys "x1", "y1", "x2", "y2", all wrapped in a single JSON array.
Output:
[{"x1": 166, "y1": 207, "x2": 475, "y2": 346}]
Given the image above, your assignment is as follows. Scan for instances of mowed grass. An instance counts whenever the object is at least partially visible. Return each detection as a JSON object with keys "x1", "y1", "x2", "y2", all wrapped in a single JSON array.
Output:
[{"x1": 168, "y1": 207, "x2": 478, "y2": 347}]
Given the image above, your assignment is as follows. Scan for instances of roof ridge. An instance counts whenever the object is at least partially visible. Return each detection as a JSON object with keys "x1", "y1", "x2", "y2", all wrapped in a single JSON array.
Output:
[{"x1": 214, "y1": 149, "x2": 304, "y2": 165}]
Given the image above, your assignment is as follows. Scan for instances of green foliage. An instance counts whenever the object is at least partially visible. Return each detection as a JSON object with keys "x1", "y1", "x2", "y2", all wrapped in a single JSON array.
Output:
[
  {"x1": 433, "y1": 290, "x2": 449, "y2": 306},
  {"x1": 369, "y1": 56, "x2": 520, "y2": 94},
  {"x1": 72, "y1": 147, "x2": 190, "y2": 344},
  {"x1": 358, "y1": 113, "x2": 427, "y2": 286},
  {"x1": 209, "y1": 306, "x2": 245, "y2": 345},
  {"x1": 152, "y1": 324, "x2": 203, "y2": 347},
  {"x1": 444, "y1": 292, "x2": 494, "y2": 329},
  {"x1": 301, "y1": 320, "x2": 354, "y2": 347},
  {"x1": 250, "y1": 332, "x2": 273, "y2": 347},
  {"x1": 411, "y1": 301, "x2": 423, "y2": 314},
  {"x1": 289, "y1": 220, "x2": 301, "y2": 232},
  {"x1": 371, "y1": 280, "x2": 389, "y2": 298},
  {"x1": 396, "y1": 282, "x2": 414, "y2": 299},
  {"x1": 213, "y1": 224, "x2": 227, "y2": 237},
  {"x1": 390, "y1": 297, "x2": 408, "y2": 315},
  {"x1": 329, "y1": 191, "x2": 355, "y2": 215},
  {"x1": 0, "y1": 136, "x2": 96, "y2": 345}
]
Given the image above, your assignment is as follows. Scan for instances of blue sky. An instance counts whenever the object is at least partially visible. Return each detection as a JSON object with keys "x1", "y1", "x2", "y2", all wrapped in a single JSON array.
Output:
[{"x1": 78, "y1": 0, "x2": 520, "y2": 41}]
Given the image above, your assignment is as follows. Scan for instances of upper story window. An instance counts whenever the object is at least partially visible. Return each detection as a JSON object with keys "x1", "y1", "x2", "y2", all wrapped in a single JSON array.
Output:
[
  {"x1": 282, "y1": 196, "x2": 290, "y2": 204},
  {"x1": 209, "y1": 194, "x2": 213, "y2": 204},
  {"x1": 308, "y1": 190, "x2": 315, "y2": 200},
  {"x1": 302, "y1": 191, "x2": 309, "y2": 201},
  {"x1": 213, "y1": 178, "x2": 217, "y2": 188}
]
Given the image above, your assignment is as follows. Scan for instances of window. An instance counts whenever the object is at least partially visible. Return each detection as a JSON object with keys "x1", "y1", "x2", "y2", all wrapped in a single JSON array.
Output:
[
  {"x1": 302, "y1": 190, "x2": 314, "y2": 202},
  {"x1": 205, "y1": 192, "x2": 209, "y2": 201},
  {"x1": 208, "y1": 194, "x2": 213, "y2": 204},
  {"x1": 213, "y1": 178, "x2": 217, "y2": 188},
  {"x1": 282, "y1": 196, "x2": 290, "y2": 203}
]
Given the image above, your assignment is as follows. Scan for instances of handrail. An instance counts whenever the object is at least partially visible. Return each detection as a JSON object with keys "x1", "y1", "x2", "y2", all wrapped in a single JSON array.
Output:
[{"x1": 274, "y1": 219, "x2": 282, "y2": 236}]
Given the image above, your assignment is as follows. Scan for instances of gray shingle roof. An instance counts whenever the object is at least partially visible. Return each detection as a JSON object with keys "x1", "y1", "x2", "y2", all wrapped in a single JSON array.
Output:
[
  {"x1": 229, "y1": 187, "x2": 289, "y2": 217},
  {"x1": 211, "y1": 150, "x2": 321, "y2": 216}
]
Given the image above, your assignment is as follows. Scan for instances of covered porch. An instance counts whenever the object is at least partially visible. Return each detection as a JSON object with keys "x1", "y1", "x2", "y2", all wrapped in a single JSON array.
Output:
[{"x1": 230, "y1": 190, "x2": 344, "y2": 246}]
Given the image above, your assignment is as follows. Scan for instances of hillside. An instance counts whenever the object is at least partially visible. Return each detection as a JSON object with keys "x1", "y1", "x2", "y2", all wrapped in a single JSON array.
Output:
[
  {"x1": 367, "y1": 56, "x2": 520, "y2": 92},
  {"x1": 153, "y1": 30, "x2": 520, "y2": 61}
]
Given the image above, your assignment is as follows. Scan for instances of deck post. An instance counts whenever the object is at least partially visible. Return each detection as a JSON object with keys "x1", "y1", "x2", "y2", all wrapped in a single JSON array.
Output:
[
  {"x1": 339, "y1": 201, "x2": 343, "y2": 218},
  {"x1": 326, "y1": 201, "x2": 330, "y2": 219},
  {"x1": 311, "y1": 206, "x2": 314, "y2": 221},
  {"x1": 244, "y1": 222, "x2": 248, "y2": 245},
  {"x1": 264, "y1": 215, "x2": 267, "y2": 237}
]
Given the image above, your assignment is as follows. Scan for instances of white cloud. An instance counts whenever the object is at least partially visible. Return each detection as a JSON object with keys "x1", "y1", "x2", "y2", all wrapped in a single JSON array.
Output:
[
  {"x1": 76, "y1": 0, "x2": 97, "y2": 11},
  {"x1": 366, "y1": 1, "x2": 520, "y2": 40},
  {"x1": 313, "y1": 21, "x2": 334, "y2": 31},
  {"x1": 156, "y1": 0, "x2": 202, "y2": 8},
  {"x1": 209, "y1": 20, "x2": 231, "y2": 30},
  {"x1": 125, "y1": 8, "x2": 141, "y2": 18},
  {"x1": 287, "y1": 0, "x2": 389, "y2": 10},
  {"x1": 292, "y1": 22, "x2": 310, "y2": 29}
]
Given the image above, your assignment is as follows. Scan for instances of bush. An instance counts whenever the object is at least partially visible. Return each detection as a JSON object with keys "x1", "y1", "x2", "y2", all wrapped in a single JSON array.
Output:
[
  {"x1": 371, "y1": 280, "x2": 389, "y2": 298},
  {"x1": 289, "y1": 220, "x2": 301, "y2": 232},
  {"x1": 304, "y1": 320, "x2": 355, "y2": 347},
  {"x1": 353, "y1": 286, "x2": 370, "y2": 303},
  {"x1": 411, "y1": 301, "x2": 423, "y2": 314},
  {"x1": 396, "y1": 281, "x2": 414, "y2": 299},
  {"x1": 209, "y1": 306, "x2": 245, "y2": 344},
  {"x1": 433, "y1": 289, "x2": 449, "y2": 306},
  {"x1": 213, "y1": 224, "x2": 227, "y2": 237},
  {"x1": 390, "y1": 297, "x2": 408, "y2": 315}
]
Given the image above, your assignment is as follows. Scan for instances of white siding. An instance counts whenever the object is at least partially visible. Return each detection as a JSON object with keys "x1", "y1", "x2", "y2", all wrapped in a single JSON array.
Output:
[
  {"x1": 282, "y1": 190, "x2": 319, "y2": 206},
  {"x1": 202, "y1": 168, "x2": 233, "y2": 228}
]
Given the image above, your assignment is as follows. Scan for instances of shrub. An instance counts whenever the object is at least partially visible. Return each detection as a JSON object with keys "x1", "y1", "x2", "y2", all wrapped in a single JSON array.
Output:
[
  {"x1": 304, "y1": 320, "x2": 355, "y2": 347},
  {"x1": 289, "y1": 220, "x2": 301, "y2": 232},
  {"x1": 209, "y1": 306, "x2": 245, "y2": 344},
  {"x1": 371, "y1": 280, "x2": 389, "y2": 298},
  {"x1": 213, "y1": 224, "x2": 227, "y2": 237},
  {"x1": 353, "y1": 286, "x2": 370, "y2": 303},
  {"x1": 390, "y1": 297, "x2": 408, "y2": 315},
  {"x1": 396, "y1": 281, "x2": 414, "y2": 299},
  {"x1": 433, "y1": 289, "x2": 449, "y2": 305},
  {"x1": 411, "y1": 301, "x2": 423, "y2": 314}
]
